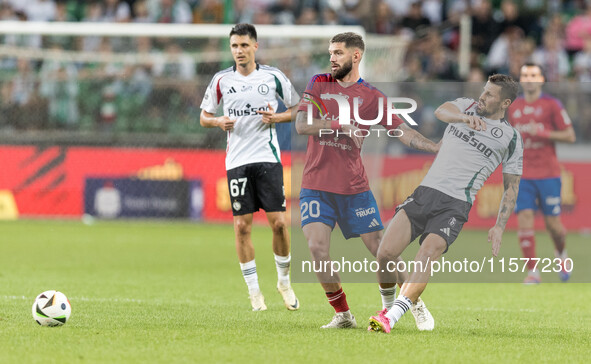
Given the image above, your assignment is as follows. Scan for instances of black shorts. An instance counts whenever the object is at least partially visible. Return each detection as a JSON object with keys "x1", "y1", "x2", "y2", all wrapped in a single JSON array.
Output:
[
  {"x1": 226, "y1": 162, "x2": 286, "y2": 216},
  {"x1": 395, "y1": 186, "x2": 471, "y2": 253}
]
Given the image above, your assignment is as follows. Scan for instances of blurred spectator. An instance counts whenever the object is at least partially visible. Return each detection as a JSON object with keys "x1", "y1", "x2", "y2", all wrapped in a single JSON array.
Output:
[
  {"x1": 427, "y1": 48, "x2": 457, "y2": 80},
  {"x1": 401, "y1": 0, "x2": 432, "y2": 37},
  {"x1": 252, "y1": 9, "x2": 273, "y2": 24},
  {"x1": 153, "y1": 42, "x2": 195, "y2": 81},
  {"x1": 39, "y1": 49, "x2": 79, "y2": 128},
  {"x1": 507, "y1": 37, "x2": 535, "y2": 79},
  {"x1": 290, "y1": 52, "x2": 321, "y2": 85},
  {"x1": 384, "y1": 0, "x2": 412, "y2": 18},
  {"x1": 0, "y1": 2, "x2": 15, "y2": 20},
  {"x1": 79, "y1": 1, "x2": 104, "y2": 52},
  {"x1": 9, "y1": 58, "x2": 36, "y2": 106},
  {"x1": 497, "y1": 0, "x2": 529, "y2": 34},
  {"x1": 193, "y1": 0, "x2": 224, "y2": 24},
  {"x1": 133, "y1": 0, "x2": 153, "y2": 23},
  {"x1": 23, "y1": 0, "x2": 57, "y2": 22},
  {"x1": 374, "y1": 0, "x2": 396, "y2": 34},
  {"x1": 102, "y1": 0, "x2": 131, "y2": 22},
  {"x1": 321, "y1": 7, "x2": 339, "y2": 25},
  {"x1": 233, "y1": 0, "x2": 255, "y2": 23},
  {"x1": 401, "y1": 56, "x2": 427, "y2": 82},
  {"x1": 53, "y1": 1, "x2": 74, "y2": 22},
  {"x1": 573, "y1": 36, "x2": 591, "y2": 82},
  {"x1": 487, "y1": 26, "x2": 524, "y2": 74},
  {"x1": 3, "y1": 9, "x2": 41, "y2": 49},
  {"x1": 296, "y1": 6, "x2": 317, "y2": 25},
  {"x1": 268, "y1": 0, "x2": 296, "y2": 25},
  {"x1": 5, "y1": 58, "x2": 44, "y2": 129},
  {"x1": 531, "y1": 31, "x2": 570, "y2": 82},
  {"x1": 471, "y1": 0, "x2": 500, "y2": 54},
  {"x1": 154, "y1": 0, "x2": 192, "y2": 24},
  {"x1": 340, "y1": 0, "x2": 370, "y2": 27},
  {"x1": 124, "y1": 37, "x2": 156, "y2": 100},
  {"x1": 565, "y1": 1, "x2": 591, "y2": 52}
]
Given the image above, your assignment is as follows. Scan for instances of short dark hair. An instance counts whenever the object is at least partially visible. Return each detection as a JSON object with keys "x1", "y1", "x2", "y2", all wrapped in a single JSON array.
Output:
[
  {"x1": 230, "y1": 23, "x2": 257, "y2": 41},
  {"x1": 488, "y1": 73, "x2": 518, "y2": 103},
  {"x1": 330, "y1": 32, "x2": 365, "y2": 52},
  {"x1": 521, "y1": 62, "x2": 546, "y2": 80}
]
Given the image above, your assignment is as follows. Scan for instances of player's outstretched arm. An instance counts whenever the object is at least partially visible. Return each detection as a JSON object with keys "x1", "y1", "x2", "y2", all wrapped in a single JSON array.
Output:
[
  {"x1": 200, "y1": 109, "x2": 235, "y2": 131},
  {"x1": 397, "y1": 124, "x2": 440, "y2": 153},
  {"x1": 434, "y1": 102, "x2": 486, "y2": 131},
  {"x1": 488, "y1": 173, "x2": 521, "y2": 256}
]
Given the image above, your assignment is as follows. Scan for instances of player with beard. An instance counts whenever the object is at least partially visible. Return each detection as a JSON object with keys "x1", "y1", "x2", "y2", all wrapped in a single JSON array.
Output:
[
  {"x1": 368, "y1": 74, "x2": 523, "y2": 333},
  {"x1": 296, "y1": 32, "x2": 439, "y2": 329}
]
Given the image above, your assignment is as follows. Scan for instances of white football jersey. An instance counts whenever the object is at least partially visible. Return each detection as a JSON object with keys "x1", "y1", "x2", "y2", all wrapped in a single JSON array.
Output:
[
  {"x1": 421, "y1": 98, "x2": 523, "y2": 203},
  {"x1": 200, "y1": 64, "x2": 300, "y2": 170}
]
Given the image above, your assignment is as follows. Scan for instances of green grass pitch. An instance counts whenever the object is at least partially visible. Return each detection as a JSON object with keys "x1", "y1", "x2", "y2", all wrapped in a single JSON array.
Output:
[{"x1": 1, "y1": 220, "x2": 590, "y2": 363}]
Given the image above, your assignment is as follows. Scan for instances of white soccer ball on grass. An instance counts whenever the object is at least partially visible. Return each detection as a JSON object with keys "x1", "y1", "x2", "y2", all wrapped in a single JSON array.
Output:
[{"x1": 32, "y1": 290, "x2": 71, "y2": 326}]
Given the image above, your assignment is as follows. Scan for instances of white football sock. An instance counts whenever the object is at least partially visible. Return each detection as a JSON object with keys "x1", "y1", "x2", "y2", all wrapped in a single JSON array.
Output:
[
  {"x1": 240, "y1": 260, "x2": 260, "y2": 295},
  {"x1": 386, "y1": 294, "x2": 412, "y2": 326},
  {"x1": 379, "y1": 286, "x2": 396, "y2": 310},
  {"x1": 274, "y1": 254, "x2": 291, "y2": 287}
]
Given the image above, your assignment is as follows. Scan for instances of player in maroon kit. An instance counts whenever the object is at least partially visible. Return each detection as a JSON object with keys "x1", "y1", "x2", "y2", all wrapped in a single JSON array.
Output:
[
  {"x1": 295, "y1": 32, "x2": 439, "y2": 329},
  {"x1": 508, "y1": 63, "x2": 576, "y2": 284}
]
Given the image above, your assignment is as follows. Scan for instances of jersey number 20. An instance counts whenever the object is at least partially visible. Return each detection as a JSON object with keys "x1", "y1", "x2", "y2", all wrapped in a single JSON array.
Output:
[{"x1": 301, "y1": 200, "x2": 320, "y2": 220}]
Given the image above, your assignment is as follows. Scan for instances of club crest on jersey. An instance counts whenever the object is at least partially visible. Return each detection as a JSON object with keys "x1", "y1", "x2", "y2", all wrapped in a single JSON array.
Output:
[
  {"x1": 491, "y1": 127, "x2": 503, "y2": 138},
  {"x1": 233, "y1": 201, "x2": 241, "y2": 211},
  {"x1": 258, "y1": 84, "x2": 269, "y2": 95}
]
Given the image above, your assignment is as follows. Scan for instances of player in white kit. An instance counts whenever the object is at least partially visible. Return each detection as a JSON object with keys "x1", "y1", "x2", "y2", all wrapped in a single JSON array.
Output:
[
  {"x1": 369, "y1": 74, "x2": 524, "y2": 332},
  {"x1": 200, "y1": 24, "x2": 300, "y2": 311}
]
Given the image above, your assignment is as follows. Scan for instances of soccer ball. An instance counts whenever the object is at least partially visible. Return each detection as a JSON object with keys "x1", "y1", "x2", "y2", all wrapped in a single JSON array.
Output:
[{"x1": 32, "y1": 290, "x2": 71, "y2": 326}]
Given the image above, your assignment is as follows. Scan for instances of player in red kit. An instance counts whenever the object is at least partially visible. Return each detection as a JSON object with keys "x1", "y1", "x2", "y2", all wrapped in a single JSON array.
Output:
[
  {"x1": 508, "y1": 63, "x2": 576, "y2": 284},
  {"x1": 295, "y1": 32, "x2": 439, "y2": 329}
]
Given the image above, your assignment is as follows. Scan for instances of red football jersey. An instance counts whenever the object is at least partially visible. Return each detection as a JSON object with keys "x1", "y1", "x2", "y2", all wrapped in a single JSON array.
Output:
[
  {"x1": 298, "y1": 73, "x2": 403, "y2": 194},
  {"x1": 508, "y1": 94, "x2": 571, "y2": 179}
]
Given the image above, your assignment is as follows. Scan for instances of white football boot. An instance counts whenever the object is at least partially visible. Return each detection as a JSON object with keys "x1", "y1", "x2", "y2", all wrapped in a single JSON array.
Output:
[
  {"x1": 321, "y1": 311, "x2": 357, "y2": 329},
  {"x1": 277, "y1": 282, "x2": 300, "y2": 311},
  {"x1": 249, "y1": 291, "x2": 267, "y2": 311},
  {"x1": 410, "y1": 298, "x2": 434, "y2": 331}
]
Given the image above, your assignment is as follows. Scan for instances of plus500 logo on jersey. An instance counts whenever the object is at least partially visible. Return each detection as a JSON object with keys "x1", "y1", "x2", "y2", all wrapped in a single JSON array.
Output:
[
  {"x1": 448, "y1": 124, "x2": 493, "y2": 158},
  {"x1": 306, "y1": 94, "x2": 418, "y2": 126},
  {"x1": 228, "y1": 104, "x2": 269, "y2": 117}
]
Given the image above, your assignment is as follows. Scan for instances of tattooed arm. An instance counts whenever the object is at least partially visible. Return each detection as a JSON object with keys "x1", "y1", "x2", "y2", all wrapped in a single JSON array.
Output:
[
  {"x1": 488, "y1": 173, "x2": 521, "y2": 256},
  {"x1": 397, "y1": 124, "x2": 440, "y2": 153},
  {"x1": 295, "y1": 110, "x2": 332, "y2": 135}
]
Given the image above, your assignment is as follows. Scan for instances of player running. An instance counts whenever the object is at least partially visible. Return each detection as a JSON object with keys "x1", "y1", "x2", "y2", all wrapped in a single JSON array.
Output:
[
  {"x1": 369, "y1": 74, "x2": 523, "y2": 333},
  {"x1": 508, "y1": 63, "x2": 576, "y2": 284},
  {"x1": 200, "y1": 24, "x2": 300, "y2": 311},
  {"x1": 296, "y1": 32, "x2": 439, "y2": 330}
]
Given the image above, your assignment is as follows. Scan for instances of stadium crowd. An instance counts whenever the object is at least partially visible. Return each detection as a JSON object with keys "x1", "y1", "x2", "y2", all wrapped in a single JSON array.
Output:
[{"x1": 0, "y1": 0, "x2": 590, "y2": 142}]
